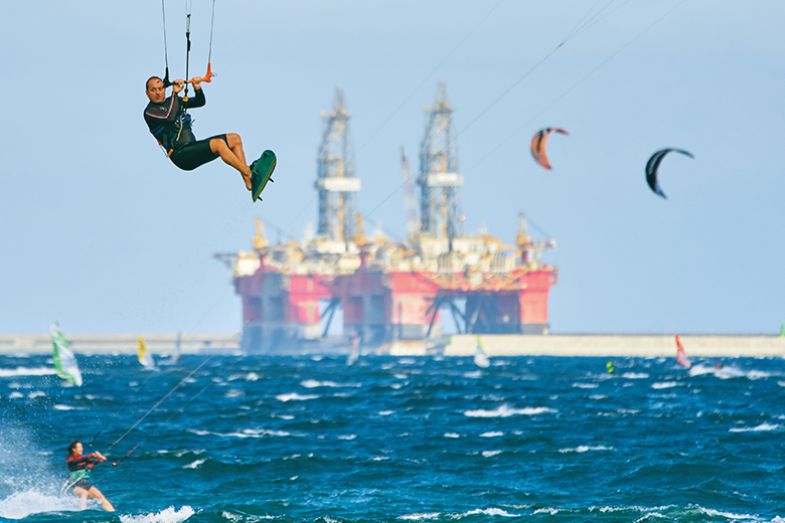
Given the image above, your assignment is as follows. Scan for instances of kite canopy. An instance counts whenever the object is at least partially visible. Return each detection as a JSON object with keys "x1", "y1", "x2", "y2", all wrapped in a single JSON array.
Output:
[
  {"x1": 530, "y1": 127, "x2": 569, "y2": 170},
  {"x1": 645, "y1": 148, "x2": 694, "y2": 199}
]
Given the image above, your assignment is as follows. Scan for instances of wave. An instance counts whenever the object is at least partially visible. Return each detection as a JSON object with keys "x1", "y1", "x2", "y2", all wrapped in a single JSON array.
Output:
[
  {"x1": 688, "y1": 363, "x2": 769, "y2": 380},
  {"x1": 399, "y1": 512, "x2": 440, "y2": 520},
  {"x1": 0, "y1": 367, "x2": 55, "y2": 378},
  {"x1": 301, "y1": 379, "x2": 360, "y2": 388},
  {"x1": 275, "y1": 393, "x2": 319, "y2": 402},
  {"x1": 572, "y1": 382, "x2": 598, "y2": 389},
  {"x1": 228, "y1": 372, "x2": 261, "y2": 382},
  {"x1": 729, "y1": 423, "x2": 779, "y2": 433},
  {"x1": 621, "y1": 372, "x2": 649, "y2": 379},
  {"x1": 53, "y1": 404, "x2": 84, "y2": 411},
  {"x1": 456, "y1": 507, "x2": 520, "y2": 518},
  {"x1": 119, "y1": 505, "x2": 195, "y2": 523},
  {"x1": 187, "y1": 428, "x2": 293, "y2": 439},
  {"x1": 183, "y1": 458, "x2": 206, "y2": 470},
  {"x1": 558, "y1": 445, "x2": 613, "y2": 453},
  {"x1": 0, "y1": 489, "x2": 78, "y2": 520},
  {"x1": 651, "y1": 381, "x2": 679, "y2": 389},
  {"x1": 464, "y1": 405, "x2": 556, "y2": 418}
]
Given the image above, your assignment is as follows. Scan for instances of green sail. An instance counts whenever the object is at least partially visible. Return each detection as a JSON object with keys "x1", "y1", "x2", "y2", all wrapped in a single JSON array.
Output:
[{"x1": 50, "y1": 324, "x2": 83, "y2": 387}]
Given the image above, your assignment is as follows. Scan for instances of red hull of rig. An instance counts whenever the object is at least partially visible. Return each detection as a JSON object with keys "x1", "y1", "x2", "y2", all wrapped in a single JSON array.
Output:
[{"x1": 216, "y1": 86, "x2": 557, "y2": 353}]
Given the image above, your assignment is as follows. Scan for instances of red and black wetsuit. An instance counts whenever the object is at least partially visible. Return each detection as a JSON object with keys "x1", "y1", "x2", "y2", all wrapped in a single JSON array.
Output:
[
  {"x1": 143, "y1": 89, "x2": 227, "y2": 171},
  {"x1": 66, "y1": 453, "x2": 101, "y2": 489}
]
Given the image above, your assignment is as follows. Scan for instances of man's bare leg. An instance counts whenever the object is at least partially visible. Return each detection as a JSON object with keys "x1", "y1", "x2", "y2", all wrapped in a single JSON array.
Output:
[
  {"x1": 226, "y1": 133, "x2": 248, "y2": 166},
  {"x1": 210, "y1": 135, "x2": 252, "y2": 191}
]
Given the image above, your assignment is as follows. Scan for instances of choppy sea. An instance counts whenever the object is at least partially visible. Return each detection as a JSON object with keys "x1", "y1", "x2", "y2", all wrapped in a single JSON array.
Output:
[{"x1": 1, "y1": 353, "x2": 784, "y2": 522}]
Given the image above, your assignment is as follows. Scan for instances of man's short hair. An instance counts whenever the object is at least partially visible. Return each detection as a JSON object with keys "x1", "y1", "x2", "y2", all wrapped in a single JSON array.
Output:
[{"x1": 146, "y1": 76, "x2": 163, "y2": 91}]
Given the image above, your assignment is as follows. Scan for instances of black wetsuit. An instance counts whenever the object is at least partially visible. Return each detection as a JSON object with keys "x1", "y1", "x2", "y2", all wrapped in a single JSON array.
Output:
[{"x1": 143, "y1": 89, "x2": 227, "y2": 171}]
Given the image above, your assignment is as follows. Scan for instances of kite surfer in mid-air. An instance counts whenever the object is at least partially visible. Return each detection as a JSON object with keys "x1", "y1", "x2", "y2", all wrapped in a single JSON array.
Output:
[
  {"x1": 64, "y1": 441, "x2": 115, "y2": 512},
  {"x1": 144, "y1": 2, "x2": 277, "y2": 202},
  {"x1": 143, "y1": 75, "x2": 255, "y2": 191}
]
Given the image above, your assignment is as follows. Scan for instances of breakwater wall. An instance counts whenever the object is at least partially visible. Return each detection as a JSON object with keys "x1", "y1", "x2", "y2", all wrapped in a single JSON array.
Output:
[{"x1": 1, "y1": 334, "x2": 782, "y2": 357}]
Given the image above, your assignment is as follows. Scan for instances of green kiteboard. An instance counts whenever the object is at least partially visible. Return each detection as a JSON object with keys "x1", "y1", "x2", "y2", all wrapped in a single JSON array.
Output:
[{"x1": 250, "y1": 150, "x2": 277, "y2": 202}]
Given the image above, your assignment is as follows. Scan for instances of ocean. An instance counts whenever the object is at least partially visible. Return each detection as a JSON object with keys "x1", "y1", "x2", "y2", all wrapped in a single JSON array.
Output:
[{"x1": 0, "y1": 353, "x2": 784, "y2": 522}]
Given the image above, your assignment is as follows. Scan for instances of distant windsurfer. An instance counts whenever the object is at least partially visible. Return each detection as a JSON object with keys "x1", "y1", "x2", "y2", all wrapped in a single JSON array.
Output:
[
  {"x1": 64, "y1": 441, "x2": 115, "y2": 512},
  {"x1": 143, "y1": 76, "x2": 255, "y2": 192}
]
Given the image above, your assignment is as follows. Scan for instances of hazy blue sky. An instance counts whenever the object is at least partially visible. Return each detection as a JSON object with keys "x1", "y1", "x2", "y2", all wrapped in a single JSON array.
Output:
[{"x1": 1, "y1": 1, "x2": 782, "y2": 335}]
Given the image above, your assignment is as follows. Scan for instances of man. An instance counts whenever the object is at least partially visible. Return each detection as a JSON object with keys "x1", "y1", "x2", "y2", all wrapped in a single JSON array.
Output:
[{"x1": 144, "y1": 75, "x2": 253, "y2": 191}]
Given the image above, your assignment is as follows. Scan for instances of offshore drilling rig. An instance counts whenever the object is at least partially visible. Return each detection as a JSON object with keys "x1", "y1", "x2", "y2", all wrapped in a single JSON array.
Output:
[{"x1": 215, "y1": 84, "x2": 557, "y2": 353}]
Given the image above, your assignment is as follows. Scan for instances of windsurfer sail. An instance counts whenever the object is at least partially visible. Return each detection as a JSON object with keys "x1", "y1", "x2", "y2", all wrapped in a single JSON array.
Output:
[
  {"x1": 137, "y1": 336, "x2": 157, "y2": 371},
  {"x1": 171, "y1": 332, "x2": 182, "y2": 365},
  {"x1": 675, "y1": 334, "x2": 692, "y2": 369},
  {"x1": 50, "y1": 323, "x2": 83, "y2": 387},
  {"x1": 346, "y1": 333, "x2": 360, "y2": 366},
  {"x1": 473, "y1": 336, "x2": 490, "y2": 368}
]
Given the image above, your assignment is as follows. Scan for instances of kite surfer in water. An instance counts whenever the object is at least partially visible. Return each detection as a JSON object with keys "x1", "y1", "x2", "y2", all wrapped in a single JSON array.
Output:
[
  {"x1": 144, "y1": 75, "x2": 254, "y2": 192},
  {"x1": 64, "y1": 441, "x2": 115, "y2": 512}
]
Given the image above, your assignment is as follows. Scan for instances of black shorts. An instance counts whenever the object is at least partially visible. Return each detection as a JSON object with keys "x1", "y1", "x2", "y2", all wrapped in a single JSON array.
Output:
[
  {"x1": 170, "y1": 134, "x2": 228, "y2": 171},
  {"x1": 73, "y1": 478, "x2": 94, "y2": 490}
]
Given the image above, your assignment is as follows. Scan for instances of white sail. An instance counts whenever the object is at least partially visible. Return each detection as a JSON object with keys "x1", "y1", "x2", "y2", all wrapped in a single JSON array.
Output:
[
  {"x1": 346, "y1": 333, "x2": 360, "y2": 366},
  {"x1": 473, "y1": 336, "x2": 490, "y2": 368},
  {"x1": 50, "y1": 323, "x2": 83, "y2": 387},
  {"x1": 171, "y1": 332, "x2": 182, "y2": 365}
]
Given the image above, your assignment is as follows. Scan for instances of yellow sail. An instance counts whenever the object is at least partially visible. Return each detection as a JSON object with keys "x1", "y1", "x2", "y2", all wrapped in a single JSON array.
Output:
[{"x1": 137, "y1": 336, "x2": 155, "y2": 369}]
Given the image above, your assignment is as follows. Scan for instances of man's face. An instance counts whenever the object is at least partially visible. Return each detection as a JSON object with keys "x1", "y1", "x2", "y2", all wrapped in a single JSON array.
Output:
[{"x1": 146, "y1": 78, "x2": 166, "y2": 103}]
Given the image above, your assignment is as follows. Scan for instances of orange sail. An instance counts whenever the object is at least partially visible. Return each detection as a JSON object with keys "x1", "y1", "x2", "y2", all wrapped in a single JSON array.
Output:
[{"x1": 675, "y1": 334, "x2": 692, "y2": 369}]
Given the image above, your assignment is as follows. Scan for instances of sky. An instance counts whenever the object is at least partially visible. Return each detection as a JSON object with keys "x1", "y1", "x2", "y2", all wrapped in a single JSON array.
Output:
[{"x1": 1, "y1": 1, "x2": 783, "y2": 335}]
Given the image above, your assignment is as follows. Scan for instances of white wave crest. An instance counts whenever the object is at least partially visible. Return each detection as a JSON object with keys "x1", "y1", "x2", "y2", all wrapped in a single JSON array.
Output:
[
  {"x1": 183, "y1": 459, "x2": 206, "y2": 470},
  {"x1": 399, "y1": 512, "x2": 441, "y2": 520},
  {"x1": 480, "y1": 431, "x2": 504, "y2": 438},
  {"x1": 689, "y1": 364, "x2": 746, "y2": 379},
  {"x1": 651, "y1": 382, "x2": 679, "y2": 390},
  {"x1": 459, "y1": 507, "x2": 520, "y2": 517},
  {"x1": 119, "y1": 505, "x2": 195, "y2": 523},
  {"x1": 729, "y1": 423, "x2": 779, "y2": 433},
  {"x1": 0, "y1": 367, "x2": 56, "y2": 378},
  {"x1": 621, "y1": 372, "x2": 649, "y2": 379},
  {"x1": 225, "y1": 428, "x2": 292, "y2": 439},
  {"x1": 572, "y1": 383, "x2": 599, "y2": 389},
  {"x1": 464, "y1": 405, "x2": 556, "y2": 418},
  {"x1": 0, "y1": 489, "x2": 79, "y2": 520},
  {"x1": 275, "y1": 393, "x2": 319, "y2": 402},
  {"x1": 558, "y1": 445, "x2": 613, "y2": 453},
  {"x1": 301, "y1": 379, "x2": 360, "y2": 388},
  {"x1": 697, "y1": 507, "x2": 759, "y2": 520},
  {"x1": 53, "y1": 404, "x2": 83, "y2": 411},
  {"x1": 481, "y1": 450, "x2": 502, "y2": 457}
]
